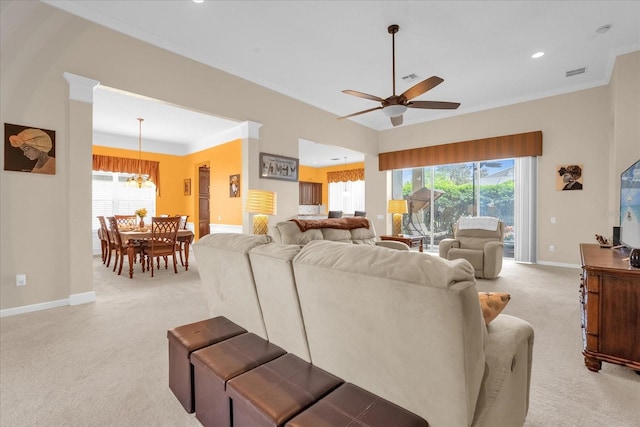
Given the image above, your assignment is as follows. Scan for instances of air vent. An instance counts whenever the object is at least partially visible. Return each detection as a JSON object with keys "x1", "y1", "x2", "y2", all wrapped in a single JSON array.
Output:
[
  {"x1": 566, "y1": 67, "x2": 586, "y2": 77},
  {"x1": 402, "y1": 73, "x2": 419, "y2": 81}
]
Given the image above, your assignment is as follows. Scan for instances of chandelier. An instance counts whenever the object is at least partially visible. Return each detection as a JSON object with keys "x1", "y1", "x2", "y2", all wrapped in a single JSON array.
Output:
[{"x1": 126, "y1": 118, "x2": 153, "y2": 188}]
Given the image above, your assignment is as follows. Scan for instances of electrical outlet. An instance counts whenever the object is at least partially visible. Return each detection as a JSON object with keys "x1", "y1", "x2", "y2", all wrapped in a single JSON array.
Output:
[
  {"x1": 16, "y1": 274, "x2": 26, "y2": 286},
  {"x1": 550, "y1": 217, "x2": 556, "y2": 224},
  {"x1": 549, "y1": 245, "x2": 555, "y2": 252}
]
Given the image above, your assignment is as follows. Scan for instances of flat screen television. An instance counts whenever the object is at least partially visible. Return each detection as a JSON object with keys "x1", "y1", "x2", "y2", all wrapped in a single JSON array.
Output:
[{"x1": 620, "y1": 158, "x2": 640, "y2": 250}]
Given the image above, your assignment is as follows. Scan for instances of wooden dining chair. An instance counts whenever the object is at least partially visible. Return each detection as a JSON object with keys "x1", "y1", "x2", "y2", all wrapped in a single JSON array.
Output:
[
  {"x1": 107, "y1": 216, "x2": 143, "y2": 276},
  {"x1": 142, "y1": 216, "x2": 181, "y2": 277},
  {"x1": 97, "y1": 216, "x2": 115, "y2": 266},
  {"x1": 175, "y1": 215, "x2": 190, "y2": 267},
  {"x1": 114, "y1": 215, "x2": 137, "y2": 229}
]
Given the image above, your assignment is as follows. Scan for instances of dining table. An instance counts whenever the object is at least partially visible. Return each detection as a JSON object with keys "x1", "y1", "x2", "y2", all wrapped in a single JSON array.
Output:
[{"x1": 119, "y1": 228, "x2": 195, "y2": 278}]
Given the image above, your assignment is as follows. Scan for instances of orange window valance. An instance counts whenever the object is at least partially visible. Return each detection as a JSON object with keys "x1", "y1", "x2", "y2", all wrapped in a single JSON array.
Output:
[
  {"x1": 327, "y1": 168, "x2": 365, "y2": 183},
  {"x1": 378, "y1": 131, "x2": 542, "y2": 171},
  {"x1": 92, "y1": 154, "x2": 161, "y2": 195}
]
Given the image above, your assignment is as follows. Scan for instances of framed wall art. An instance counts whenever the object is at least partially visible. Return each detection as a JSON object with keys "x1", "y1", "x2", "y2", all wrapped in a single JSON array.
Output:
[
  {"x1": 230, "y1": 174, "x2": 240, "y2": 197},
  {"x1": 556, "y1": 164, "x2": 583, "y2": 191},
  {"x1": 260, "y1": 152, "x2": 299, "y2": 182},
  {"x1": 4, "y1": 123, "x2": 56, "y2": 174},
  {"x1": 184, "y1": 178, "x2": 192, "y2": 196}
]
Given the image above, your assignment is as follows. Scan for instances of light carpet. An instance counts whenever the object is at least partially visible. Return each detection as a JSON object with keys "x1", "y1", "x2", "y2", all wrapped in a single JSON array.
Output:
[{"x1": 1, "y1": 254, "x2": 638, "y2": 426}]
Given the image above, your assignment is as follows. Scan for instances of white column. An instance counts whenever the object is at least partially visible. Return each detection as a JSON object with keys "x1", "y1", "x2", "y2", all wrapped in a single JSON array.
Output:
[{"x1": 64, "y1": 72, "x2": 99, "y2": 305}]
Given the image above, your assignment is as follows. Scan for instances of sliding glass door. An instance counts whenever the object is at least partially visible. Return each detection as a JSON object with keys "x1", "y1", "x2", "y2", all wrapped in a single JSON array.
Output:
[{"x1": 392, "y1": 158, "x2": 515, "y2": 257}]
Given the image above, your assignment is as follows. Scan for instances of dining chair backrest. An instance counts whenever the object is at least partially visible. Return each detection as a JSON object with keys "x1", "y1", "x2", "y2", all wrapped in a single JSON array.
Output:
[
  {"x1": 328, "y1": 210, "x2": 343, "y2": 218},
  {"x1": 354, "y1": 210, "x2": 367, "y2": 217},
  {"x1": 177, "y1": 215, "x2": 189, "y2": 230},
  {"x1": 114, "y1": 215, "x2": 137, "y2": 228},
  {"x1": 151, "y1": 216, "x2": 181, "y2": 245},
  {"x1": 97, "y1": 216, "x2": 110, "y2": 240},
  {"x1": 107, "y1": 216, "x2": 124, "y2": 247}
]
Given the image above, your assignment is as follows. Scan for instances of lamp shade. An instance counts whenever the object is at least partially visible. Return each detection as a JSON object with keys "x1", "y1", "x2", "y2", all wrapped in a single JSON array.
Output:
[
  {"x1": 387, "y1": 199, "x2": 408, "y2": 214},
  {"x1": 382, "y1": 104, "x2": 408, "y2": 117},
  {"x1": 244, "y1": 190, "x2": 277, "y2": 215}
]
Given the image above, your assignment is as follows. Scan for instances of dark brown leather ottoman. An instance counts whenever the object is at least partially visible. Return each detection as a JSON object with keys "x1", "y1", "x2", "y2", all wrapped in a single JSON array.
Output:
[
  {"x1": 167, "y1": 316, "x2": 246, "y2": 413},
  {"x1": 286, "y1": 382, "x2": 428, "y2": 427},
  {"x1": 227, "y1": 353, "x2": 343, "y2": 427},
  {"x1": 191, "y1": 333, "x2": 287, "y2": 427}
]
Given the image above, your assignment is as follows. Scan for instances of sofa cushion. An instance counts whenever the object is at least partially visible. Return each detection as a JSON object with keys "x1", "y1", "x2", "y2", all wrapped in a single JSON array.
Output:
[
  {"x1": 272, "y1": 218, "x2": 378, "y2": 245},
  {"x1": 293, "y1": 240, "x2": 484, "y2": 427},
  {"x1": 192, "y1": 233, "x2": 272, "y2": 339},
  {"x1": 478, "y1": 292, "x2": 511, "y2": 325}
]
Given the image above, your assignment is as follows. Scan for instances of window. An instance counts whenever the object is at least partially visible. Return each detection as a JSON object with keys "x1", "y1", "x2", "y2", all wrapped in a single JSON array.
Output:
[
  {"x1": 392, "y1": 158, "x2": 516, "y2": 257},
  {"x1": 328, "y1": 180, "x2": 365, "y2": 214},
  {"x1": 92, "y1": 171, "x2": 156, "y2": 230}
]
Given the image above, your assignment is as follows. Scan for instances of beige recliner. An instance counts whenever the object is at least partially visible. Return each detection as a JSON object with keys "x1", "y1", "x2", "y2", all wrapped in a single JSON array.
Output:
[{"x1": 439, "y1": 217, "x2": 504, "y2": 279}]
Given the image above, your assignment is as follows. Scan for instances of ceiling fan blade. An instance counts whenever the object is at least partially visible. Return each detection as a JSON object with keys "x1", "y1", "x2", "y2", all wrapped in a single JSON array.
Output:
[
  {"x1": 407, "y1": 100, "x2": 461, "y2": 110},
  {"x1": 401, "y1": 76, "x2": 444, "y2": 101},
  {"x1": 390, "y1": 115, "x2": 403, "y2": 126},
  {"x1": 337, "y1": 106, "x2": 383, "y2": 120},
  {"x1": 342, "y1": 90, "x2": 385, "y2": 102}
]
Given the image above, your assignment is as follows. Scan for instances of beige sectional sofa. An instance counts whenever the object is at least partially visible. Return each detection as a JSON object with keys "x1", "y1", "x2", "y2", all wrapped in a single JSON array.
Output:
[
  {"x1": 193, "y1": 233, "x2": 534, "y2": 427},
  {"x1": 271, "y1": 217, "x2": 410, "y2": 250}
]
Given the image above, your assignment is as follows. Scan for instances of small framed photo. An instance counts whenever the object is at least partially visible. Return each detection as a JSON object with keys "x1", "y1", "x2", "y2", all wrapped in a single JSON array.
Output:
[
  {"x1": 556, "y1": 164, "x2": 583, "y2": 191},
  {"x1": 4, "y1": 123, "x2": 56, "y2": 174},
  {"x1": 184, "y1": 178, "x2": 191, "y2": 196},
  {"x1": 229, "y1": 174, "x2": 240, "y2": 197},
  {"x1": 260, "y1": 152, "x2": 299, "y2": 182}
]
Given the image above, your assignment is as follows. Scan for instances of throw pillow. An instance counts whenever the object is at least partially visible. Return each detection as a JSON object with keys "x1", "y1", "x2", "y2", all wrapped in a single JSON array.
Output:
[{"x1": 478, "y1": 292, "x2": 510, "y2": 325}]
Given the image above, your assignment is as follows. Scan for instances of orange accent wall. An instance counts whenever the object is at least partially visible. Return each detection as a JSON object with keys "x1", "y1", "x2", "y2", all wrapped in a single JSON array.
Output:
[
  {"x1": 299, "y1": 162, "x2": 364, "y2": 206},
  {"x1": 187, "y1": 140, "x2": 243, "y2": 232},
  {"x1": 93, "y1": 139, "x2": 242, "y2": 238}
]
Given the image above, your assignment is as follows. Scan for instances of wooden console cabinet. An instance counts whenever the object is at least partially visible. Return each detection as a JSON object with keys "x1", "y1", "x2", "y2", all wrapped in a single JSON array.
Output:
[{"x1": 579, "y1": 244, "x2": 640, "y2": 373}]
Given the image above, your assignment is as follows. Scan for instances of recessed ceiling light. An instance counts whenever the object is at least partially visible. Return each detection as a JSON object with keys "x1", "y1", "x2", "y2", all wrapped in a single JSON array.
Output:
[
  {"x1": 531, "y1": 52, "x2": 544, "y2": 59},
  {"x1": 193, "y1": 0, "x2": 204, "y2": 3},
  {"x1": 596, "y1": 24, "x2": 612, "y2": 34}
]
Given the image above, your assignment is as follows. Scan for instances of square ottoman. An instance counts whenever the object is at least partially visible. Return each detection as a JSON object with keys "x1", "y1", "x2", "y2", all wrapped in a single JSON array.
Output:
[
  {"x1": 227, "y1": 353, "x2": 343, "y2": 427},
  {"x1": 285, "y1": 382, "x2": 428, "y2": 427},
  {"x1": 191, "y1": 332, "x2": 287, "y2": 427},
  {"x1": 167, "y1": 316, "x2": 246, "y2": 412}
]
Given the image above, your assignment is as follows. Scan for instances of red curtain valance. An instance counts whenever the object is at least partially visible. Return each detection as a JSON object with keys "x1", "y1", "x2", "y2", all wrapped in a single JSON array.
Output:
[
  {"x1": 92, "y1": 154, "x2": 161, "y2": 195},
  {"x1": 327, "y1": 168, "x2": 365, "y2": 183}
]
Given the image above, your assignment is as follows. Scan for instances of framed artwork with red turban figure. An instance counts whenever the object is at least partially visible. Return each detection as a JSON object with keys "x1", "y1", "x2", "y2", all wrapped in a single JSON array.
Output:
[{"x1": 4, "y1": 123, "x2": 56, "y2": 175}]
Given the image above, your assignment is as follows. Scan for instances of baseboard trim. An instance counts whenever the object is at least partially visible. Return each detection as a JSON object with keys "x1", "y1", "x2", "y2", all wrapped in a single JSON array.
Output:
[
  {"x1": 0, "y1": 291, "x2": 96, "y2": 318},
  {"x1": 537, "y1": 260, "x2": 581, "y2": 269},
  {"x1": 70, "y1": 291, "x2": 97, "y2": 306}
]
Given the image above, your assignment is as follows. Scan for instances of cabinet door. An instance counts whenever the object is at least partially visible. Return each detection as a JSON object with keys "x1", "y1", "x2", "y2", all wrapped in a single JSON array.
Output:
[
  {"x1": 299, "y1": 182, "x2": 312, "y2": 205},
  {"x1": 600, "y1": 274, "x2": 640, "y2": 361},
  {"x1": 312, "y1": 183, "x2": 322, "y2": 205}
]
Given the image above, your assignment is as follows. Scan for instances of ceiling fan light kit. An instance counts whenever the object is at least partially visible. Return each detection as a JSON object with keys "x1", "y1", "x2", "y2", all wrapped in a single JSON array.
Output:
[{"x1": 339, "y1": 24, "x2": 460, "y2": 127}]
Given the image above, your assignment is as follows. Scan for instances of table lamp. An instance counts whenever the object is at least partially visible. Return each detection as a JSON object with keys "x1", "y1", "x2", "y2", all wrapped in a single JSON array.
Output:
[
  {"x1": 244, "y1": 189, "x2": 277, "y2": 235},
  {"x1": 388, "y1": 199, "x2": 408, "y2": 236}
]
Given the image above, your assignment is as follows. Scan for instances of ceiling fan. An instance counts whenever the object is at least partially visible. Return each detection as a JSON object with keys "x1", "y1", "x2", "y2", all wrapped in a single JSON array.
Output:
[{"x1": 338, "y1": 24, "x2": 460, "y2": 127}]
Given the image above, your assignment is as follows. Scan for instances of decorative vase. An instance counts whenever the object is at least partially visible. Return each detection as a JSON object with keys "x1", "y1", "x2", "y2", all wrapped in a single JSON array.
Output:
[
  {"x1": 630, "y1": 248, "x2": 640, "y2": 268},
  {"x1": 139, "y1": 218, "x2": 145, "y2": 229}
]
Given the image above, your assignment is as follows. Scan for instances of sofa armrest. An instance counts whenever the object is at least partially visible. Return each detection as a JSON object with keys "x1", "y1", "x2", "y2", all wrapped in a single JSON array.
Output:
[
  {"x1": 375, "y1": 240, "x2": 410, "y2": 251},
  {"x1": 472, "y1": 314, "x2": 534, "y2": 427},
  {"x1": 439, "y1": 238, "x2": 460, "y2": 258}
]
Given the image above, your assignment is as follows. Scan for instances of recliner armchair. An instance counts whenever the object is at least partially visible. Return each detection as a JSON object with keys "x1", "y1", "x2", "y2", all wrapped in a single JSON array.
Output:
[{"x1": 439, "y1": 217, "x2": 504, "y2": 279}]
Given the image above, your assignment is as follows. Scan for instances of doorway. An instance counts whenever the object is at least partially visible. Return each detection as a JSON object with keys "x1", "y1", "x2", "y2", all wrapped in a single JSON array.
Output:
[{"x1": 199, "y1": 166, "x2": 210, "y2": 238}]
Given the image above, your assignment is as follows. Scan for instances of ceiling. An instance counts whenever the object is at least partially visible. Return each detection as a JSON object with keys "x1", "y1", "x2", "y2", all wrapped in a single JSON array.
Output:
[{"x1": 42, "y1": 0, "x2": 640, "y2": 166}]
